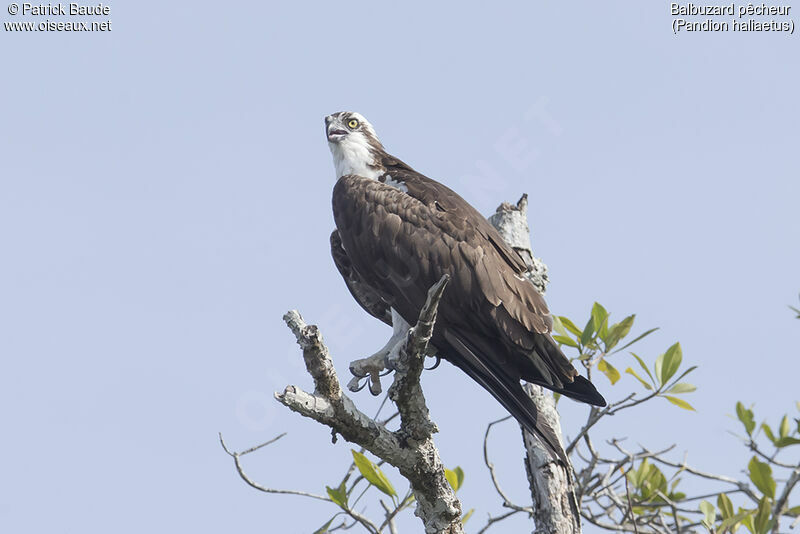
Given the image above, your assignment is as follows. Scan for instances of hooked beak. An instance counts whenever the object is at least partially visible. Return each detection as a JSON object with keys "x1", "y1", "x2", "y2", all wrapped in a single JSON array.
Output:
[{"x1": 325, "y1": 115, "x2": 347, "y2": 142}]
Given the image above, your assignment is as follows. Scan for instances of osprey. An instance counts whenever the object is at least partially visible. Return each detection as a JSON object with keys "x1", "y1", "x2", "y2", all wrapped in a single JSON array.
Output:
[{"x1": 326, "y1": 111, "x2": 606, "y2": 460}]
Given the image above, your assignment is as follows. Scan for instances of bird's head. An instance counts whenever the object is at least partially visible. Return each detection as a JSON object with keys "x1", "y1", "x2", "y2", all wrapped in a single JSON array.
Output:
[{"x1": 325, "y1": 111, "x2": 385, "y2": 179}]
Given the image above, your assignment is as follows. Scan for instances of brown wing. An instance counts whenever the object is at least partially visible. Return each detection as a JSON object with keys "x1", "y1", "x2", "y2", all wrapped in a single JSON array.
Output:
[
  {"x1": 332, "y1": 171, "x2": 605, "y2": 463},
  {"x1": 332, "y1": 172, "x2": 582, "y2": 388},
  {"x1": 330, "y1": 230, "x2": 391, "y2": 326},
  {"x1": 380, "y1": 155, "x2": 532, "y2": 276}
]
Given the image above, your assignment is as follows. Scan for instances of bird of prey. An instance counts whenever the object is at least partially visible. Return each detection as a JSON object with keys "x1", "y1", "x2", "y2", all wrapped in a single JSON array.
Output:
[{"x1": 325, "y1": 111, "x2": 606, "y2": 460}]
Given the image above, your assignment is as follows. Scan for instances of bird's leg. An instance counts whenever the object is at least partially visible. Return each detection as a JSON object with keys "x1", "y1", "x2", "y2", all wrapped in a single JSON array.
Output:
[{"x1": 348, "y1": 309, "x2": 411, "y2": 396}]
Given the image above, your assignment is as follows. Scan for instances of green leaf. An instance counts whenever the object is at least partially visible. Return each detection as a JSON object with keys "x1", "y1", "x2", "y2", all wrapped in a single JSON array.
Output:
[
  {"x1": 313, "y1": 517, "x2": 336, "y2": 534},
  {"x1": 740, "y1": 508, "x2": 755, "y2": 533},
  {"x1": 445, "y1": 467, "x2": 464, "y2": 491},
  {"x1": 668, "y1": 364, "x2": 698, "y2": 386},
  {"x1": 351, "y1": 450, "x2": 397, "y2": 498},
  {"x1": 699, "y1": 500, "x2": 716, "y2": 529},
  {"x1": 718, "y1": 510, "x2": 753, "y2": 532},
  {"x1": 786, "y1": 505, "x2": 800, "y2": 517},
  {"x1": 597, "y1": 358, "x2": 621, "y2": 385},
  {"x1": 556, "y1": 316, "x2": 583, "y2": 337},
  {"x1": 605, "y1": 314, "x2": 635, "y2": 351},
  {"x1": 717, "y1": 493, "x2": 734, "y2": 520},
  {"x1": 654, "y1": 354, "x2": 664, "y2": 385},
  {"x1": 599, "y1": 319, "x2": 609, "y2": 340},
  {"x1": 668, "y1": 491, "x2": 686, "y2": 502},
  {"x1": 445, "y1": 469, "x2": 458, "y2": 491},
  {"x1": 780, "y1": 415, "x2": 790, "y2": 438},
  {"x1": 453, "y1": 466, "x2": 464, "y2": 489},
  {"x1": 644, "y1": 462, "x2": 666, "y2": 495},
  {"x1": 736, "y1": 402, "x2": 756, "y2": 436},
  {"x1": 748, "y1": 456, "x2": 776, "y2": 498},
  {"x1": 580, "y1": 315, "x2": 596, "y2": 346},
  {"x1": 655, "y1": 342, "x2": 682, "y2": 386},
  {"x1": 591, "y1": 302, "x2": 609, "y2": 340},
  {"x1": 551, "y1": 316, "x2": 568, "y2": 337},
  {"x1": 326, "y1": 481, "x2": 348, "y2": 509},
  {"x1": 631, "y1": 353, "x2": 655, "y2": 384},
  {"x1": 625, "y1": 367, "x2": 653, "y2": 390},
  {"x1": 753, "y1": 495, "x2": 773, "y2": 534},
  {"x1": 762, "y1": 423, "x2": 776, "y2": 445},
  {"x1": 461, "y1": 508, "x2": 474, "y2": 524},
  {"x1": 610, "y1": 327, "x2": 659, "y2": 354},
  {"x1": 774, "y1": 436, "x2": 800, "y2": 447},
  {"x1": 664, "y1": 395, "x2": 696, "y2": 411},
  {"x1": 553, "y1": 335, "x2": 579, "y2": 348},
  {"x1": 667, "y1": 383, "x2": 697, "y2": 394},
  {"x1": 626, "y1": 465, "x2": 641, "y2": 488},
  {"x1": 629, "y1": 460, "x2": 668, "y2": 501},
  {"x1": 626, "y1": 460, "x2": 647, "y2": 489}
]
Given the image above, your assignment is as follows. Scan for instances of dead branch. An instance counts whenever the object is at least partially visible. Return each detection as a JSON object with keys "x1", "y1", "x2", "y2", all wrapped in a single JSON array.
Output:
[
  {"x1": 489, "y1": 195, "x2": 581, "y2": 534},
  {"x1": 276, "y1": 275, "x2": 464, "y2": 534}
]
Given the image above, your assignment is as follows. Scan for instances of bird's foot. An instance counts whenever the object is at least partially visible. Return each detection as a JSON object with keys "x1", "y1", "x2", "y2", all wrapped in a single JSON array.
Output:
[
  {"x1": 424, "y1": 353, "x2": 442, "y2": 370},
  {"x1": 348, "y1": 334, "x2": 407, "y2": 396}
]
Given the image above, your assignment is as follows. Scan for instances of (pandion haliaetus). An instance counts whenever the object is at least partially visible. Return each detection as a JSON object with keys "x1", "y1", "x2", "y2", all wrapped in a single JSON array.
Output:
[{"x1": 325, "y1": 111, "x2": 606, "y2": 459}]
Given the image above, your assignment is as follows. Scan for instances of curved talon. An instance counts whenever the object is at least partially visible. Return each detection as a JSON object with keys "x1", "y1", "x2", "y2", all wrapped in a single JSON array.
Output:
[
  {"x1": 368, "y1": 374, "x2": 382, "y2": 396},
  {"x1": 378, "y1": 368, "x2": 393, "y2": 377},
  {"x1": 349, "y1": 367, "x2": 370, "y2": 379},
  {"x1": 424, "y1": 355, "x2": 442, "y2": 371},
  {"x1": 347, "y1": 375, "x2": 369, "y2": 392}
]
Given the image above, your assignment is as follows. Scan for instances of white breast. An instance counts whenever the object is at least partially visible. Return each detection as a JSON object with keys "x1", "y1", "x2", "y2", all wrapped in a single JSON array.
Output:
[{"x1": 330, "y1": 134, "x2": 382, "y2": 180}]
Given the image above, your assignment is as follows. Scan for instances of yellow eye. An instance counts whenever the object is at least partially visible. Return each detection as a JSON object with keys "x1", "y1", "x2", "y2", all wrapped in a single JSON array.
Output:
[{"x1": 347, "y1": 119, "x2": 359, "y2": 129}]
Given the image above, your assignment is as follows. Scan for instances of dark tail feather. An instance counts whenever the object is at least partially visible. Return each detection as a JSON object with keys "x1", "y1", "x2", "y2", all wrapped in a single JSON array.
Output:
[
  {"x1": 555, "y1": 375, "x2": 607, "y2": 407},
  {"x1": 536, "y1": 335, "x2": 607, "y2": 407},
  {"x1": 443, "y1": 330, "x2": 568, "y2": 465}
]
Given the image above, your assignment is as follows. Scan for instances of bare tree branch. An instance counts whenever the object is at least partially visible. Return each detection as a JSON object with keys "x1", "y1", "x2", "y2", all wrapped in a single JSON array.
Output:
[
  {"x1": 482, "y1": 416, "x2": 534, "y2": 514},
  {"x1": 379, "y1": 500, "x2": 399, "y2": 534},
  {"x1": 489, "y1": 194, "x2": 581, "y2": 534},
  {"x1": 218, "y1": 432, "x2": 331, "y2": 502},
  {"x1": 475, "y1": 509, "x2": 523, "y2": 534},
  {"x1": 622, "y1": 464, "x2": 640, "y2": 534},
  {"x1": 772, "y1": 463, "x2": 800, "y2": 532},
  {"x1": 276, "y1": 275, "x2": 464, "y2": 534}
]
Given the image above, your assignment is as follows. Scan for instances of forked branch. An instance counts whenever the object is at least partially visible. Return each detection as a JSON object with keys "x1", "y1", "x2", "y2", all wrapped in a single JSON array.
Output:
[{"x1": 276, "y1": 274, "x2": 464, "y2": 534}]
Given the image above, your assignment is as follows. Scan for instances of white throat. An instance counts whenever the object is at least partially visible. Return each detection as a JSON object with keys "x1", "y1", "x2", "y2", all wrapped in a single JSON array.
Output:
[{"x1": 329, "y1": 135, "x2": 382, "y2": 180}]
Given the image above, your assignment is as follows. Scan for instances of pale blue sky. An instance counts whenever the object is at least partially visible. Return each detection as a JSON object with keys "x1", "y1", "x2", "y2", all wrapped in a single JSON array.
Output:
[{"x1": 1, "y1": 1, "x2": 798, "y2": 533}]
